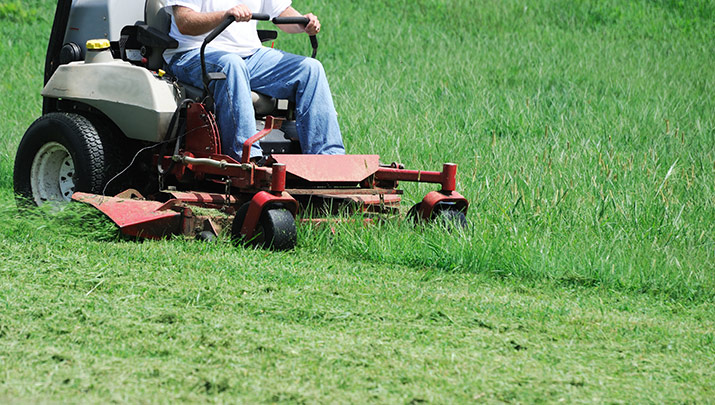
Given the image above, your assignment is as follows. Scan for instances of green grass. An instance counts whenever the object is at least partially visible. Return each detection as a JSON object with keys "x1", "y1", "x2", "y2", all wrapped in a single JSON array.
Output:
[
  {"x1": 1, "y1": 0, "x2": 714, "y2": 402},
  {"x1": 1, "y1": 201, "x2": 714, "y2": 402}
]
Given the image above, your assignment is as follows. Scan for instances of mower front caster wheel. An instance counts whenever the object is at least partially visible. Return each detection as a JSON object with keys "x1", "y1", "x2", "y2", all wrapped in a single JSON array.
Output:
[
  {"x1": 434, "y1": 208, "x2": 468, "y2": 230},
  {"x1": 231, "y1": 204, "x2": 297, "y2": 250},
  {"x1": 408, "y1": 202, "x2": 468, "y2": 231},
  {"x1": 196, "y1": 230, "x2": 217, "y2": 242}
]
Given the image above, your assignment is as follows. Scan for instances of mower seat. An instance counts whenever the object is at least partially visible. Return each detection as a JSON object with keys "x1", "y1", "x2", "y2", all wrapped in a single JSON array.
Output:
[
  {"x1": 140, "y1": 0, "x2": 277, "y2": 114},
  {"x1": 145, "y1": 0, "x2": 170, "y2": 31},
  {"x1": 179, "y1": 82, "x2": 278, "y2": 116},
  {"x1": 118, "y1": 0, "x2": 175, "y2": 71}
]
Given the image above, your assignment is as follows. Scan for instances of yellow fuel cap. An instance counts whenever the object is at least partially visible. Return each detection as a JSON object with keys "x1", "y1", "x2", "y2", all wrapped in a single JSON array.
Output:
[
  {"x1": 158, "y1": 69, "x2": 166, "y2": 77},
  {"x1": 86, "y1": 39, "x2": 110, "y2": 50}
]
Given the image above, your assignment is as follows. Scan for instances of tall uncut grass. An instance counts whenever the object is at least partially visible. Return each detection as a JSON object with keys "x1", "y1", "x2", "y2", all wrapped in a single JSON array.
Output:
[{"x1": 298, "y1": 0, "x2": 714, "y2": 301}]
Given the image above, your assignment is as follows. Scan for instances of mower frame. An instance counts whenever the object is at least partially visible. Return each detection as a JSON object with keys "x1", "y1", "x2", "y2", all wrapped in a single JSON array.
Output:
[{"x1": 18, "y1": 0, "x2": 469, "y2": 250}]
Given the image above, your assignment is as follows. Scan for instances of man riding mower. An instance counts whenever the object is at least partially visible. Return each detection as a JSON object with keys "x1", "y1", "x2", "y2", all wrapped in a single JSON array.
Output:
[{"x1": 13, "y1": 0, "x2": 469, "y2": 250}]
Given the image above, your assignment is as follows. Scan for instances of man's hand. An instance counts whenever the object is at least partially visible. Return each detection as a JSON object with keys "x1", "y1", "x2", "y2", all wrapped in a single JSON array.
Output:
[
  {"x1": 225, "y1": 4, "x2": 252, "y2": 22},
  {"x1": 276, "y1": 7, "x2": 322, "y2": 34},
  {"x1": 304, "y1": 13, "x2": 320, "y2": 35}
]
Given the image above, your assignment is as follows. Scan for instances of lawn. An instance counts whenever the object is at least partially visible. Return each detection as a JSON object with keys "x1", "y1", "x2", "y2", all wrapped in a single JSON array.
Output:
[{"x1": 1, "y1": 0, "x2": 713, "y2": 402}]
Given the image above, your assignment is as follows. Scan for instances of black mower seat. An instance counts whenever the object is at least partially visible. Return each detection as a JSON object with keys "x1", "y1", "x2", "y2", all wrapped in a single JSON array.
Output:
[
  {"x1": 179, "y1": 83, "x2": 277, "y2": 116},
  {"x1": 180, "y1": 82, "x2": 299, "y2": 156}
]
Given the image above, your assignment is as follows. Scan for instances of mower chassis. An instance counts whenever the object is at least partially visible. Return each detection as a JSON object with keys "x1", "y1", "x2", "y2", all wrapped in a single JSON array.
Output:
[
  {"x1": 71, "y1": 111, "x2": 467, "y2": 246},
  {"x1": 31, "y1": 0, "x2": 469, "y2": 250},
  {"x1": 72, "y1": 146, "x2": 469, "y2": 244}
]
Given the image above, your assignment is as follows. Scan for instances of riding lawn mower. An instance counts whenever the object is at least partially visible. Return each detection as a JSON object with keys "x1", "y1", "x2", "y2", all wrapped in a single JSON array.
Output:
[{"x1": 13, "y1": 0, "x2": 469, "y2": 250}]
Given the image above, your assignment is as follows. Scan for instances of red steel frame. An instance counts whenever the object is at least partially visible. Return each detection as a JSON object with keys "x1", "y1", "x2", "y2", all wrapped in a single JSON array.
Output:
[
  {"x1": 73, "y1": 111, "x2": 469, "y2": 241},
  {"x1": 374, "y1": 163, "x2": 469, "y2": 219}
]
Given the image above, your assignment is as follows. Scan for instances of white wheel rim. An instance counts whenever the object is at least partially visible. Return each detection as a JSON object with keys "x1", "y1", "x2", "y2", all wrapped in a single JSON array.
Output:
[{"x1": 30, "y1": 142, "x2": 76, "y2": 205}]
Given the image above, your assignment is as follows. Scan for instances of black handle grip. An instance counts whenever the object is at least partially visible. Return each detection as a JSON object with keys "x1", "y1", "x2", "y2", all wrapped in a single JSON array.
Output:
[
  {"x1": 310, "y1": 35, "x2": 318, "y2": 58},
  {"x1": 272, "y1": 16, "x2": 310, "y2": 25},
  {"x1": 252, "y1": 13, "x2": 270, "y2": 21},
  {"x1": 270, "y1": 17, "x2": 318, "y2": 58}
]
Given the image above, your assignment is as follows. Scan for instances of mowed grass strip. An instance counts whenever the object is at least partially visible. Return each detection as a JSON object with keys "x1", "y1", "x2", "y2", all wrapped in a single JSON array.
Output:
[
  {"x1": 0, "y1": 203, "x2": 713, "y2": 402},
  {"x1": 1, "y1": 0, "x2": 714, "y2": 402}
]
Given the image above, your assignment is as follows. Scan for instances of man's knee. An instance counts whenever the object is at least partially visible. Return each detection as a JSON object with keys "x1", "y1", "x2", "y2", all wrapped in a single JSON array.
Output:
[
  {"x1": 214, "y1": 53, "x2": 249, "y2": 76},
  {"x1": 301, "y1": 57, "x2": 326, "y2": 79}
]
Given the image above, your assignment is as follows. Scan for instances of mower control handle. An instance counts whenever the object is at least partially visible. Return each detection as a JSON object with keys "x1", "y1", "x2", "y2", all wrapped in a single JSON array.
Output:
[
  {"x1": 272, "y1": 16, "x2": 309, "y2": 25},
  {"x1": 201, "y1": 14, "x2": 319, "y2": 96},
  {"x1": 201, "y1": 14, "x2": 268, "y2": 95},
  {"x1": 204, "y1": 14, "x2": 269, "y2": 44},
  {"x1": 272, "y1": 17, "x2": 318, "y2": 59}
]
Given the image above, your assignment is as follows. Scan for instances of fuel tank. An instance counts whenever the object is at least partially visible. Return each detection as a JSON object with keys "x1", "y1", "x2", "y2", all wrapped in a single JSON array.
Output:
[{"x1": 43, "y1": 56, "x2": 180, "y2": 142}]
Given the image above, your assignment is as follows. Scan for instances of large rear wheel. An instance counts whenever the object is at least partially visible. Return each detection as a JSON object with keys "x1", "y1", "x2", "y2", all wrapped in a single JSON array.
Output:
[{"x1": 14, "y1": 113, "x2": 118, "y2": 206}]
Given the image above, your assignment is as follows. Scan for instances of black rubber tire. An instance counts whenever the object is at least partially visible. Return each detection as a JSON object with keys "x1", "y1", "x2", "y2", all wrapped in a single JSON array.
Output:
[
  {"x1": 230, "y1": 203, "x2": 251, "y2": 245},
  {"x1": 231, "y1": 203, "x2": 297, "y2": 250},
  {"x1": 408, "y1": 202, "x2": 468, "y2": 231},
  {"x1": 13, "y1": 113, "x2": 118, "y2": 206},
  {"x1": 434, "y1": 208, "x2": 468, "y2": 231},
  {"x1": 196, "y1": 230, "x2": 217, "y2": 242},
  {"x1": 406, "y1": 202, "x2": 422, "y2": 223}
]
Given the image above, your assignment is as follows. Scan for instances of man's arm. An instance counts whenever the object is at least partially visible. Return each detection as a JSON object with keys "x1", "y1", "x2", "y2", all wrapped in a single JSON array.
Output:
[
  {"x1": 172, "y1": 5, "x2": 253, "y2": 36},
  {"x1": 276, "y1": 7, "x2": 320, "y2": 35}
]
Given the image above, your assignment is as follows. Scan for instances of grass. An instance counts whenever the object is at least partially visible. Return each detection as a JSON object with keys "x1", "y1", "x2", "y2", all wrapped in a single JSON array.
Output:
[
  {"x1": 1, "y1": 0, "x2": 714, "y2": 402},
  {"x1": 1, "y1": 201, "x2": 714, "y2": 402}
]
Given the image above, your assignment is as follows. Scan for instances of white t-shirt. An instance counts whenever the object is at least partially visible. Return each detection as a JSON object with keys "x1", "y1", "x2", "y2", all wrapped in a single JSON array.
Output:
[{"x1": 163, "y1": 0, "x2": 291, "y2": 63}]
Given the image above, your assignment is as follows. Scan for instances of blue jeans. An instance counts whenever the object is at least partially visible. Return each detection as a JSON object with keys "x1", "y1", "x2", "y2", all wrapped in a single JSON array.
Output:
[{"x1": 167, "y1": 47, "x2": 345, "y2": 160}]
